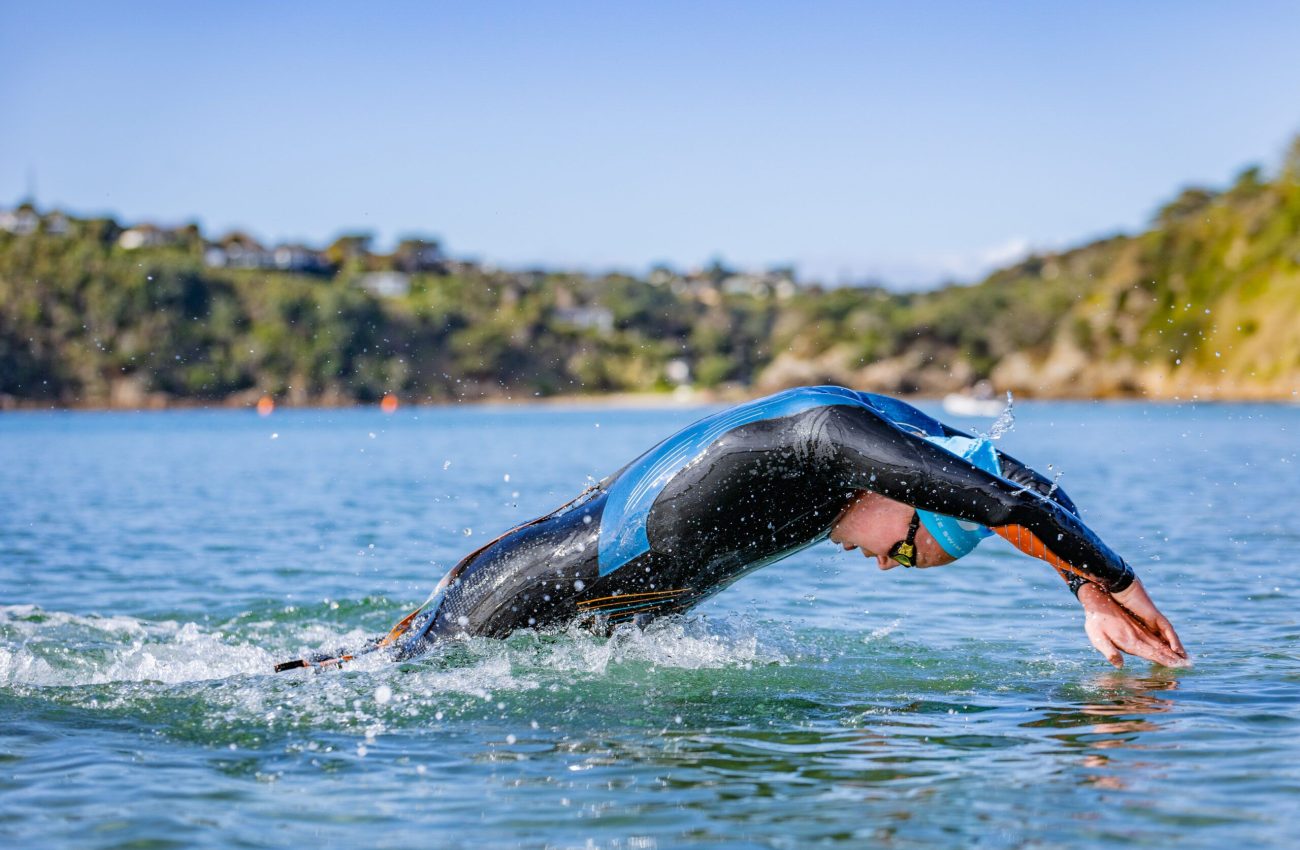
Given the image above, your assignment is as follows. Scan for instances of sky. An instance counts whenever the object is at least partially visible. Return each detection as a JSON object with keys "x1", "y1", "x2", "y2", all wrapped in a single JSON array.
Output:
[{"x1": 3, "y1": 1, "x2": 1299, "y2": 287}]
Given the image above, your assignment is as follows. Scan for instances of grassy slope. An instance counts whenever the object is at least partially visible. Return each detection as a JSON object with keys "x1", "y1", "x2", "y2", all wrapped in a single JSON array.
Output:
[
  {"x1": 3, "y1": 146, "x2": 1298, "y2": 406},
  {"x1": 761, "y1": 154, "x2": 1300, "y2": 399}
]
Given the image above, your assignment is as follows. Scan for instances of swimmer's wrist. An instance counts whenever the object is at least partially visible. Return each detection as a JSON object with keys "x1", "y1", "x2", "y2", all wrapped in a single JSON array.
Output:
[
  {"x1": 1075, "y1": 573, "x2": 1137, "y2": 606},
  {"x1": 1112, "y1": 576, "x2": 1142, "y2": 605},
  {"x1": 1076, "y1": 582, "x2": 1105, "y2": 605},
  {"x1": 1109, "y1": 570, "x2": 1137, "y2": 598}
]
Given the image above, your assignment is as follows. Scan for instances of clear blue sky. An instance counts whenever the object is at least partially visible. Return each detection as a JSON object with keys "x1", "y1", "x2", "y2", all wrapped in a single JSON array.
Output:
[{"x1": 3, "y1": 1, "x2": 1299, "y2": 285}]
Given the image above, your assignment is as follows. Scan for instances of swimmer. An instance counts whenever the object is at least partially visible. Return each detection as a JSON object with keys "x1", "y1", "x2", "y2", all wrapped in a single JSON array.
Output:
[{"x1": 275, "y1": 386, "x2": 1187, "y2": 672}]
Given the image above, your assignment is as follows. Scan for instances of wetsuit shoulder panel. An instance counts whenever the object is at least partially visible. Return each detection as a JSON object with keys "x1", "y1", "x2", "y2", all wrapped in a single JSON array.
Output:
[{"x1": 598, "y1": 386, "x2": 869, "y2": 576}]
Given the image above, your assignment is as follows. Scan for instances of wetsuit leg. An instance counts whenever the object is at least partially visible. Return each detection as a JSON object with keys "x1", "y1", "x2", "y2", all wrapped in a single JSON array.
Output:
[{"x1": 394, "y1": 495, "x2": 605, "y2": 658}]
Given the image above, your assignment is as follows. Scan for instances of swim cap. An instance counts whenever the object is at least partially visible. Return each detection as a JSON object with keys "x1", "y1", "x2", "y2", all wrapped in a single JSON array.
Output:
[{"x1": 915, "y1": 435, "x2": 1002, "y2": 559}]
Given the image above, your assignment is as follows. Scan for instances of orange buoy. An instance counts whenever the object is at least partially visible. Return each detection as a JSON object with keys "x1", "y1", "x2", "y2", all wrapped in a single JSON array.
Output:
[
  {"x1": 256, "y1": 395, "x2": 275, "y2": 416},
  {"x1": 380, "y1": 394, "x2": 399, "y2": 414}
]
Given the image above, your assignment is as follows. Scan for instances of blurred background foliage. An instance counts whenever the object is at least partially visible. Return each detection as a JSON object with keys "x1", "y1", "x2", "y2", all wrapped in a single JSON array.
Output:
[{"x1": 2, "y1": 137, "x2": 1298, "y2": 407}]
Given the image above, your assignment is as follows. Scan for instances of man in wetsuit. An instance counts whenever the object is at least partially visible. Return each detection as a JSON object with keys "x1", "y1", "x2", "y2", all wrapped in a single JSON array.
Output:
[{"x1": 279, "y1": 386, "x2": 1187, "y2": 672}]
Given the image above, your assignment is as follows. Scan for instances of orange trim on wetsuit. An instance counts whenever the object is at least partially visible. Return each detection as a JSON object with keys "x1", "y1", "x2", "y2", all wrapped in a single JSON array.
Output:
[{"x1": 993, "y1": 525, "x2": 1100, "y2": 587}]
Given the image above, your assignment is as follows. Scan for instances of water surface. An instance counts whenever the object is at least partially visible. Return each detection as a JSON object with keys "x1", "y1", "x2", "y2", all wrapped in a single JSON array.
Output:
[{"x1": 2, "y1": 401, "x2": 1297, "y2": 848}]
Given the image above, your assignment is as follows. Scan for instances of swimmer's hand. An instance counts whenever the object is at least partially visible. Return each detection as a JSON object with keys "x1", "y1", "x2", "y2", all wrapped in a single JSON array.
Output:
[{"x1": 1078, "y1": 578, "x2": 1189, "y2": 669}]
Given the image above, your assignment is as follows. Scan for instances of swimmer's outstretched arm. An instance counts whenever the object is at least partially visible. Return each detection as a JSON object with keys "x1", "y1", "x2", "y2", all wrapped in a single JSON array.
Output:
[
  {"x1": 832, "y1": 409, "x2": 1131, "y2": 589},
  {"x1": 947, "y1": 429, "x2": 1178, "y2": 662},
  {"x1": 1019, "y1": 459, "x2": 1187, "y2": 667},
  {"x1": 827, "y1": 407, "x2": 1188, "y2": 667}
]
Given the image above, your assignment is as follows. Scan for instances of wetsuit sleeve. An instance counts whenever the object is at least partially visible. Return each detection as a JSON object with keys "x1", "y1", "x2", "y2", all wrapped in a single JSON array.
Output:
[
  {"x1": 994, "y1": 450, "x2": 1080, "y2": 515},
  {"x1": 827, "y1": 407, "x2": 1134, "y2": 594},
  {"x1": 993, "y1": 450, "x2": 1087, "y2": 593},
  {"x1": 895, "y1": 401, "x2": 1089, "y2": 593},
  {"x1": 857, "y1": 396, "x2": 1081, "y2": 512}
]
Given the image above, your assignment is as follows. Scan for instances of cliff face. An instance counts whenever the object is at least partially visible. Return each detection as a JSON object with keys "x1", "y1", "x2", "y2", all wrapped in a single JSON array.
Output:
[{"x1": 759, "y1": 148, "x2": 1300, "y2": 400}]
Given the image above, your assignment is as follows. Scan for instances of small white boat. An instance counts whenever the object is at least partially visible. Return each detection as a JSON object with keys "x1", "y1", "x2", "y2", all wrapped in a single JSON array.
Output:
[{"x1": 942, "y1": 382, "x2": 1006, "y2": 418}]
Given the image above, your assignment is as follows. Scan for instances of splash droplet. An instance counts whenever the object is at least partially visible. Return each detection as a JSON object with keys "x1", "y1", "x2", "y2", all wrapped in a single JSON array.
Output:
[{"x1": 986, "y1": 392, "x2": 1016, "y2": 440}]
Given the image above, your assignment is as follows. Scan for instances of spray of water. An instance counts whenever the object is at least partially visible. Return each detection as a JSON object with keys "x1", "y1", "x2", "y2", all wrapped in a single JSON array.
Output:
[
  {"x1": 984, "y1": 391, "x2": 1016, "y2": 440},
  {"x1": 1, "y1": 604, "x2": 787, "y2": 694}
]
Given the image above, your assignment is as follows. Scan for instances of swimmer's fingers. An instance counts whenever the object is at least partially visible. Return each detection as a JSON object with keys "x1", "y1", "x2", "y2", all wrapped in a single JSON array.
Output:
[
  {"x1": 1152, "y1": 612, "x2": 1187, "y2": 660},
  {"x1": 1113, "y1": 578, "x2": 1188, "y2": 661},
  {"x1": 1083, "y1": 611, "x2": 1123, "y2": 668},
  {"x1": 1079, "y1": 584, "x2": 1189, "y2": 669},
  {"x1": 1108, "y1": 619, "x2": 1190, "y2": 668}
]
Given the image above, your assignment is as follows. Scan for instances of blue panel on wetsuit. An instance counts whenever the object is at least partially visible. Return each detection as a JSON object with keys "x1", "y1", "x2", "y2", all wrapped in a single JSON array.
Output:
[
  {"x1": 598, "y1": 385, "x2": 874, "y2": 576},
  {"x1": 856, "y1": 392, "x2": 947, "y2": 438}
]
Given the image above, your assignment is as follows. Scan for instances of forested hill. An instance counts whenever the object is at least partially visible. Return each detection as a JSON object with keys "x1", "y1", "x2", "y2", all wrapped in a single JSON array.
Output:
[
  {"x1": 2, "y1": 139, "x2": 1298, "y2": 409},
  {"x1": 758, "y1": 138, "x2": 1300, "y2": 402}
]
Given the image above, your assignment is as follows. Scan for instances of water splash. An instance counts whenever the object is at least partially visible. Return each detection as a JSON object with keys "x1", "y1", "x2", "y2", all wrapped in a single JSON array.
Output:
[
  {"x1": 864, "y1": 619, "x2": 902, "y2": 641},
  {"x1": 984, "y1": 391, "x2": 1016, "y2": 440},
  {"x1": 516, "y1": 615, "x2": 789, "y2": 675},
  {"x1": 0, "y1": 604, "x2": 277, "y2": 687},
  {"x1": 1, "y1": 604, "x2": 787, "y2": 706},
  {"x1": 1047, "y1": 468, "x2": 1064, "y2": 499}
]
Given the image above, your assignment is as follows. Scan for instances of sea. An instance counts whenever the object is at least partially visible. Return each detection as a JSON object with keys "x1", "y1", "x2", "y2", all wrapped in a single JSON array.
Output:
[{"x1": 2, "y1": 399, "x2": 1298, "y2": 849}]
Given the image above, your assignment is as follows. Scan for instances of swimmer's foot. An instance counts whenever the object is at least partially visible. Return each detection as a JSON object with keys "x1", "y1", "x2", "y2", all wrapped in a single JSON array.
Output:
[
  {"x1": 273, "y1": 649, "x2": 353, "y2": 673},
  {"x1": 273, "y1": 636, "x2": 387, "y2": 673}
]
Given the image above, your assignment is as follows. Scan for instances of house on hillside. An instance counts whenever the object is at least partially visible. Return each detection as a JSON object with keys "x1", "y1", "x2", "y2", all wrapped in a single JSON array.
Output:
[
  {"x1": 393, "y1": 238, "x2": 446, "y2": 273},
  {"x1": 44, "y1": 212, "x2": 69, "y2": 235},
  {"x1": 679, "y1": 271, "x2": 723, "y2": 306},
  {"x1": 118, "y1": 224, "x2": 172, "y2": 250},
  {"x1": 206, "y1": 232, "x2": 272, "y2": 268},
  {"x1": 359, "y1": 271, "x2": 411, "y2": 298},
  {"x1": 273, "y1": 244, "x2": 327, "y2": 273},
  {"x1": 555, "y1": 306, "x2": 614, "y2": 334},
  {"x1": 721, "y1": 273, "x2": 767, "y2": 297},
  {"x1": 720, "y1": 269, "x2": 798, "y2": 299},
  {"x1": 648, "y1": 266, "x2": 680, "y2": 287},
  {"x1": 444, "y1": 259, "x2": 482, "y2": 276},
  {"x1": 0, "y1": 206, "x2": 40, "y2": 235}
]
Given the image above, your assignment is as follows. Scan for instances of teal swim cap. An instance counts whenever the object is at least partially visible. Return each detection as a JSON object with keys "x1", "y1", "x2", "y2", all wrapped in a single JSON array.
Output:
[{"x1": 916, "y1": 435, "x2": 1002, "y2": 559}]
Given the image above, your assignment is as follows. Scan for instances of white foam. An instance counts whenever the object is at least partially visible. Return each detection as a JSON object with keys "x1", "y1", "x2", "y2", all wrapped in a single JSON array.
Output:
[
  {"x1": 865, "y1": 619, "x2": 902, "y2": 641},
  {"x1": 506, "y1": 616, "x2": 788, "y2": 676},
  {"x1": 1, "y1": 605, "x2": 788, "y2": 709},
  {"x1": 0, "y1": 604, "x2": 275, "y2": 687}
]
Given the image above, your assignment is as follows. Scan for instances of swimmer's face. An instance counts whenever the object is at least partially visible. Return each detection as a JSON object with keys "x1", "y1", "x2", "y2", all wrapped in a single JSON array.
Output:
[{"x1": 830, "y1": 492, "x2": 957, "y2": 570}]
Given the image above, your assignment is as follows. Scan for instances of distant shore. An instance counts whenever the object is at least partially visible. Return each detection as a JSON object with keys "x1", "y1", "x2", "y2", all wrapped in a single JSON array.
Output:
[
  {"x1": 0, "y1": 388, "x2": 733, "y2": 413},
  {"x1": 4, "y1": 385, "x2": 1298, "y2": 414},
  {"x1": 7, "y1": 149, "x2": 1300, "y2": 416}
]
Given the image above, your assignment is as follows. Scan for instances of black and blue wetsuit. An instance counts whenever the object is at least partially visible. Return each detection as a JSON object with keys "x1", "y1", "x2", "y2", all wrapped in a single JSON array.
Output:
[{"x1": 392, "y1": 386, "x2": 1134, "y2": 659}]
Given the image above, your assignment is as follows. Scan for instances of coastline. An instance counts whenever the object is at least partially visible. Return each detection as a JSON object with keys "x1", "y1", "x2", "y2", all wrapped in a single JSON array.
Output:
[{"x1": 3, "y1": 384, "x2": 1297, "y2": 414}]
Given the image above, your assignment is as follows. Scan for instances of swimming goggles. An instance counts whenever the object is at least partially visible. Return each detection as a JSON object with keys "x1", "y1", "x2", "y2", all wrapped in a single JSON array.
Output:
[{"x1": 888, "y1": 511, "x2": 922, "y2": 568}]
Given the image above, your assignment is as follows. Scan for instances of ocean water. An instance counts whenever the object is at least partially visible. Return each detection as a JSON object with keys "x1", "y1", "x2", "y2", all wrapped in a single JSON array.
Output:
[{"x1": 1, "y1": 400, "x2": 1297, "y2": 849}]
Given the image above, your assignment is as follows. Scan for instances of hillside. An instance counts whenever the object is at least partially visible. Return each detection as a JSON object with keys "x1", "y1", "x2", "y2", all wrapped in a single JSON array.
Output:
[
  {"x1": 2, "y1": 139, "x2": 1297, "y2": 408},
  {"x1": 759, "y1": 140, "x2": 1300, "y2": 400}
]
